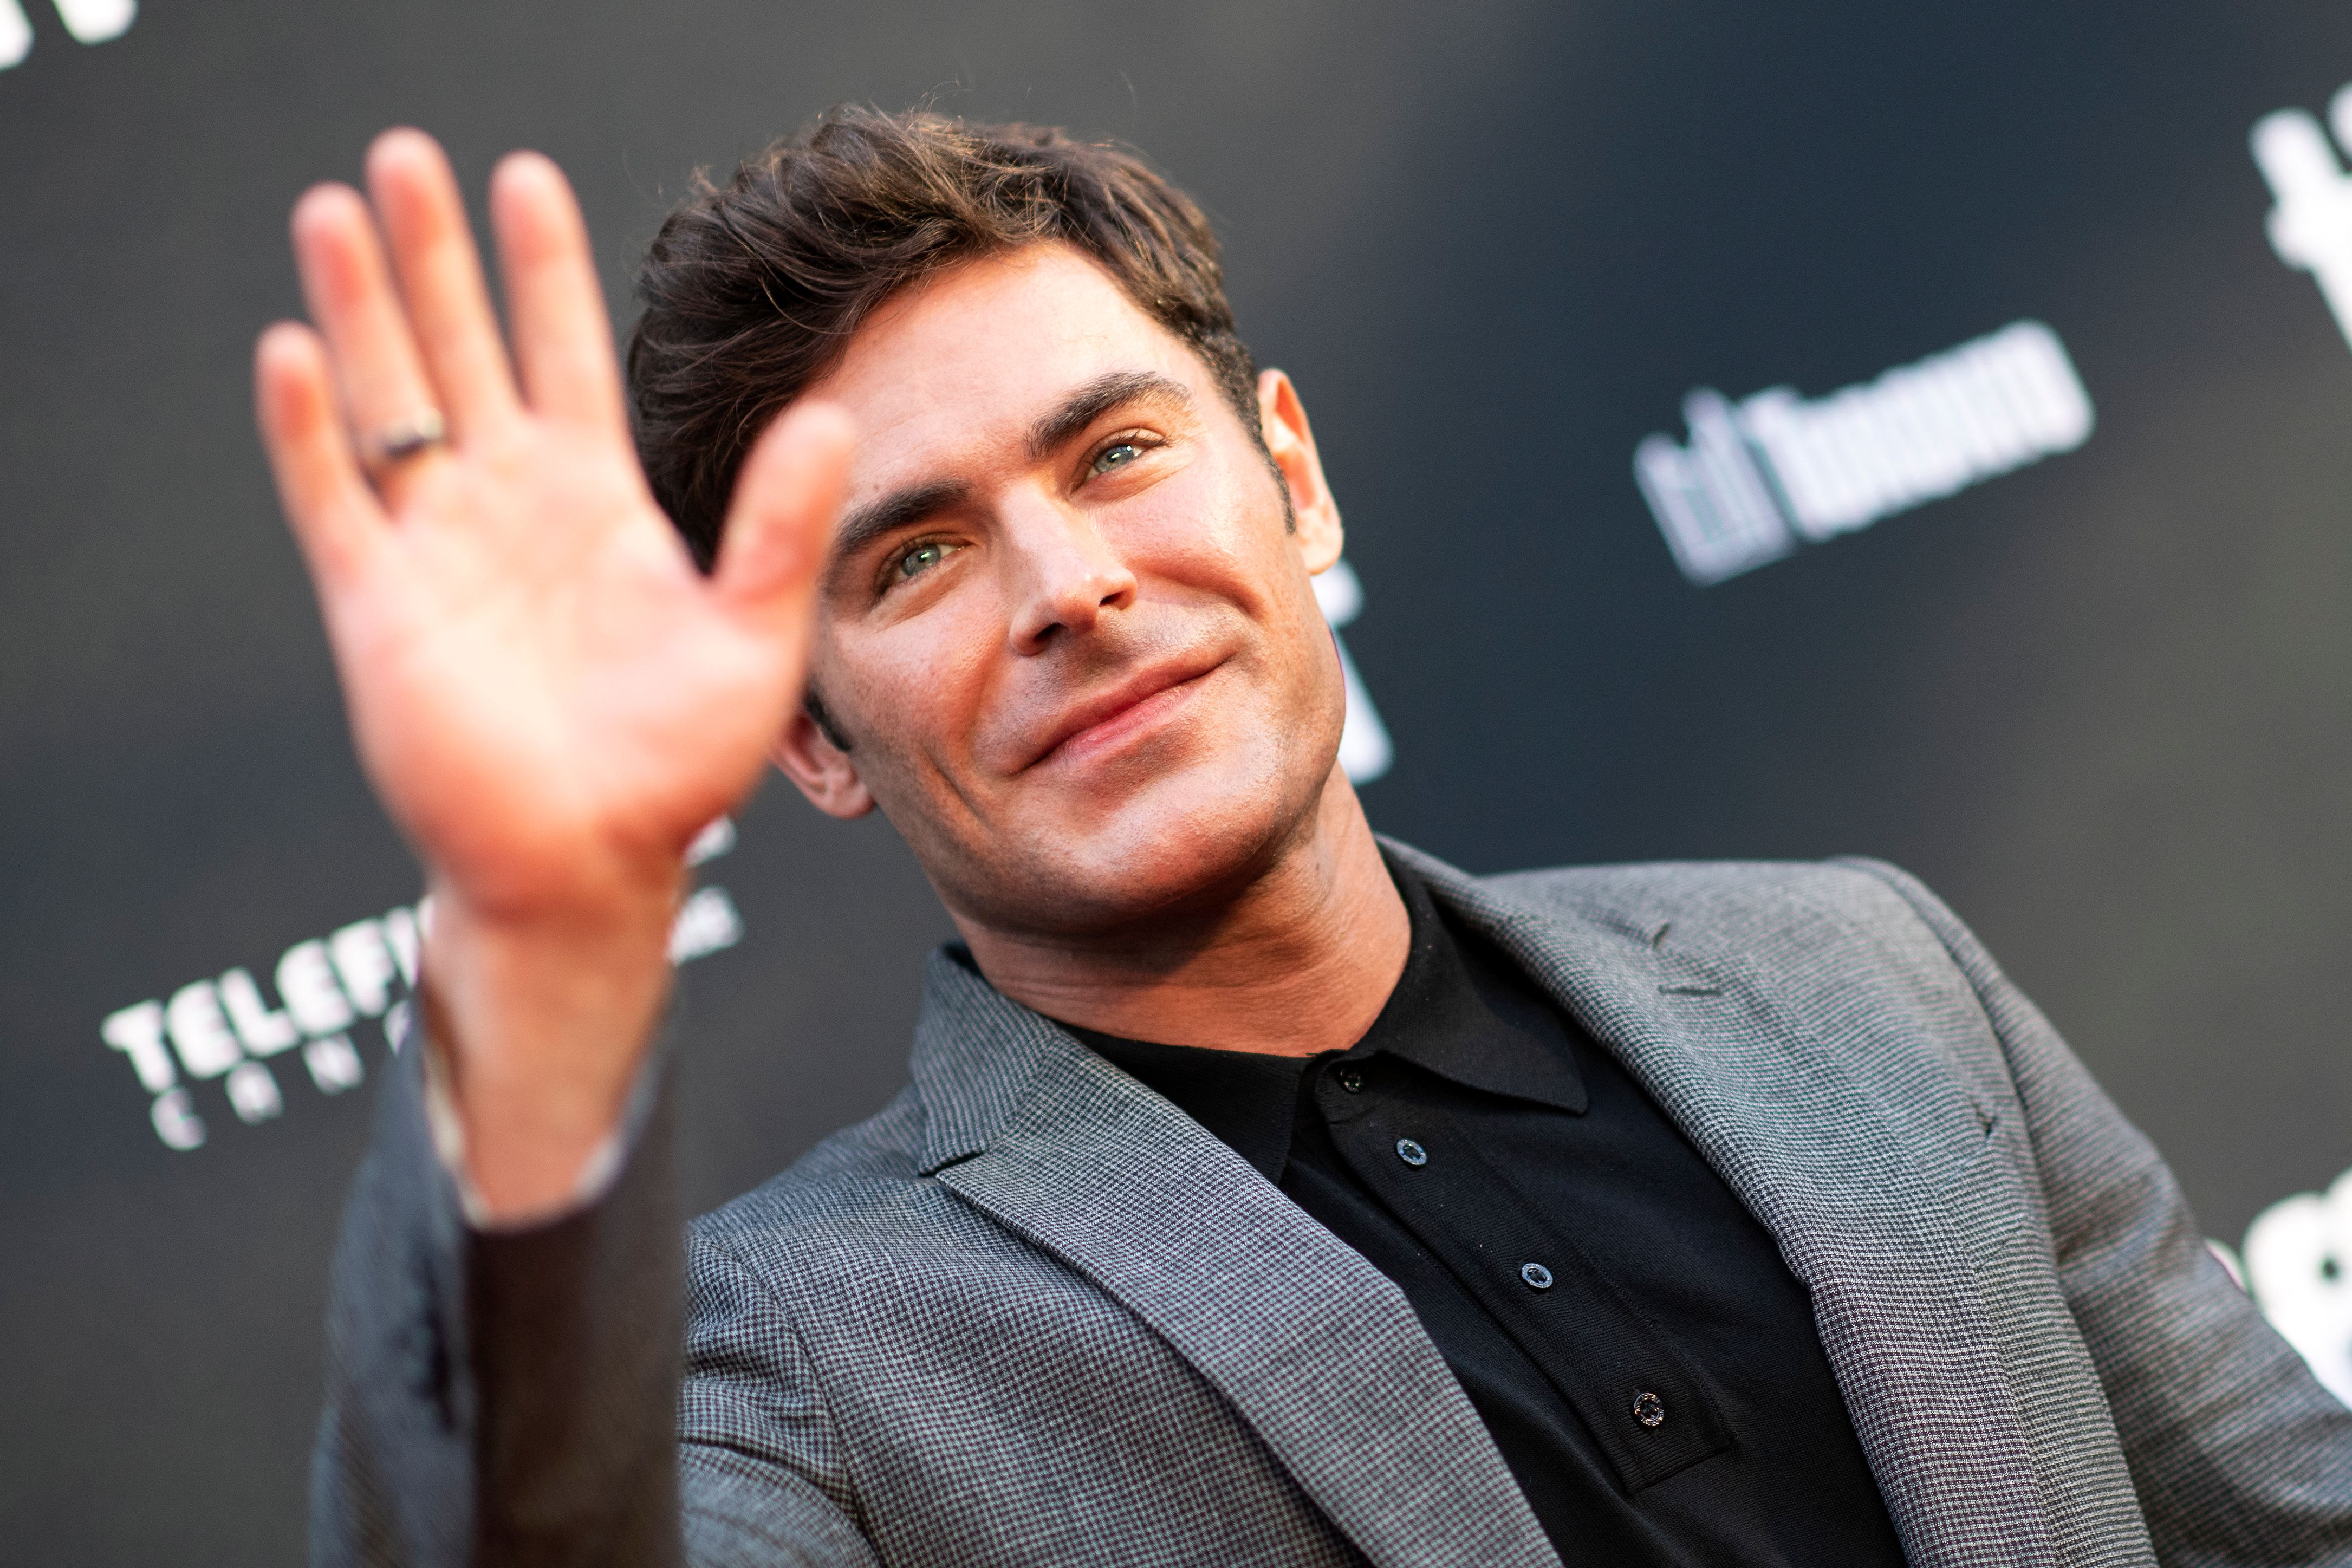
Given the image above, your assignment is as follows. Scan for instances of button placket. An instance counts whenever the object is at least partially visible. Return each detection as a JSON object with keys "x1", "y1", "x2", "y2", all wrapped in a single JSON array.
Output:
[{"x1": 1332, "y1": 1101, "x2": 1733, "y2": 1494}]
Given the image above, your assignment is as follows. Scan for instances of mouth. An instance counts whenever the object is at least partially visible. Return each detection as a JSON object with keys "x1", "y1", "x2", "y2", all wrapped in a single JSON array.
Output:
[{"x1": 1025, "y1": 653, "x2": 1228, "y2": 771}]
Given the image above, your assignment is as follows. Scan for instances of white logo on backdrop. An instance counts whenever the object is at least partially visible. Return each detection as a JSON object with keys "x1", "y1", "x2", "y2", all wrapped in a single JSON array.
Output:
[
  {"x1": 99, "y1": 817, "x2": 744, "y2": 1152},
  {"x1": 2149, "y1": 86, "x2": 2352, "y2": 1403},
  {"x1": 2239, "y1": 1173, "x2": 2352, "y2": 1404},
  {"x1": 0, "y1": 0, "x2": 134, "y2": 70},
  {"x1": 2253, "y1": 82, "x2": 2352, "y2": 353},
  {"x1": 1635, "y1": 321, "x2": 2096, "y2": 585},
  {"x1": 1316, "y1": 558, "x2": 1393, "y2": 785}
]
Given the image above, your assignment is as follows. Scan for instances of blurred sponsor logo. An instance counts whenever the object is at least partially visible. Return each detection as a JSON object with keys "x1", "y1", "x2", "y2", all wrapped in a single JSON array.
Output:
[
  {"x1": 99, "y1": 817, "x2": 743, "y2": 1152},
  {"x1": 0, "y1": 0, "x2": 135, "y2": 71},
  {"x1": 2253, "y1": 82, "x2": 2352, "y2": 354},
  {"x1": 2238, "y1": 1170, "x2": 2352, "y2": 1405},
  {"x1": 1635, "y1": 321, "x2": 2095, "y2": 585},
  {"x1": 1314, "y1": 559, "x2": 1393, "y2": 785}
]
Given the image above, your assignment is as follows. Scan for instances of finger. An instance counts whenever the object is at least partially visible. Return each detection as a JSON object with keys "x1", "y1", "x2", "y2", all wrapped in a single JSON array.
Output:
[
  {"x1": 714, "y1": 401, "x2": 856, "y2": 624},
  {"x1": 490, "y1": 151, "x2": 627, "y2": 434},
  {"x1": 255, "y1": 322, "x2": 389, "y2": 587},
  {"x1": 366, "y1": 128, "x2": 521, "y2": 438},
  {"x1": 290, "y1": 183, "x2": 447, "y2": 497}
]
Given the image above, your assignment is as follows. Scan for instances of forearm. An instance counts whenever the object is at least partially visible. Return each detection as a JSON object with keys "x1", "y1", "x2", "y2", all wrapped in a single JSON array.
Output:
[
  {"x1": 467, "y1": 1053, "x2": 684, "y2": 1568},
  {"x1": 422, "y1": 870, "x2": 680, "y2": 1224},
  {"x1": 311, "y1": 1014, "x2": 685, "y2": 1568}
]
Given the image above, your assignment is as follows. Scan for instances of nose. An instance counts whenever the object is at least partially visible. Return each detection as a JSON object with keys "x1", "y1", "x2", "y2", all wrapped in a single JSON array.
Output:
[{"x1": 1004, "y1": 498, "x2": 1138, "y2": 655}]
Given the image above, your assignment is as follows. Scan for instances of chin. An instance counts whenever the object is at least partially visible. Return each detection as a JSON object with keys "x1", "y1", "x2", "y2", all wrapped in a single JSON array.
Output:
[{"x1": 982, "y1": 736, "x2": 1328, "y2": 935}]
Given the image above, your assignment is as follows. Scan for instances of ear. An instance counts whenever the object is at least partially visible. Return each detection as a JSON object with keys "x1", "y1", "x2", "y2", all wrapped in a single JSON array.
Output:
[
  {"x1": 771, "y1": 707, "x2": 876, "y2": 819},
  {"x1": 1257, "y1": 368, "x2": 1343, "y2": 575}
]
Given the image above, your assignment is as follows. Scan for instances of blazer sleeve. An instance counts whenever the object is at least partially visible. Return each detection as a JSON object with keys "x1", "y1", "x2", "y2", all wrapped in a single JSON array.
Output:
[
  {"x1": 306, "y1": 1017, "x2": 881, "y2": 1567},
  {"x1": 1843, "y1": 857, "x2": 2352, "y2": 1566},
  {"x1": 674, "y1": 1238, "x2": 886, "y2": 1568}
]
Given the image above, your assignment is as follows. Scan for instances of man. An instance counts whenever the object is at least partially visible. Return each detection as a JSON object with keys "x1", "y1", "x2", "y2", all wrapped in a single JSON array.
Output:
[{"x1": 258, "y1": 109, "x2": 2352, "y2": 1566}]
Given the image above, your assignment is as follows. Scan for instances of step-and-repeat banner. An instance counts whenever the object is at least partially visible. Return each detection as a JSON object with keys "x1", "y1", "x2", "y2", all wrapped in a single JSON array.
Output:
[{"x1": 9, "y1": 2, "x2": 2352, "y2": 1557}]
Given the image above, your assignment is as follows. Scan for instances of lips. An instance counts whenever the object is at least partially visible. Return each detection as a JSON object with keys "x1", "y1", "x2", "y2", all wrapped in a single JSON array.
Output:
[{"x1": 1023, "y1": 652, "x2": 1226, "y2": 770}]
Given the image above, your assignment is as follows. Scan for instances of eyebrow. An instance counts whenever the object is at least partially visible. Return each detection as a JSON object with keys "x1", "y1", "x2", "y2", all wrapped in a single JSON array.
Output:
[
  {"x1": 829, "y1": 478, "x2": 973, "y2": 574},
  {"x1": 1025, "y1": 368, "x2": 1192, "y2": 463},
  {"x1": 824, "y1": 369, "x2": 1194, "y2": 582}
]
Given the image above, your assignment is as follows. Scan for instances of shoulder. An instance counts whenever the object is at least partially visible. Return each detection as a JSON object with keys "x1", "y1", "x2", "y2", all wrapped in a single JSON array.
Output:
[
  {"x1": 1484, "y1": 854, "x2": 1947, "y2": 945},
  {"x1": 685, "y1": 1084, "x2": 1035, "y2": 1309},
  {"x1": 691, "y1": 1085, "x2": 931, "y2": 1258},
  {"x1": 1471, "y1": 854, "x2": 1991, "y2": 1010},
  {"x1": 1478, "y1": 855, "x2": 2036, "y2": 1118}
]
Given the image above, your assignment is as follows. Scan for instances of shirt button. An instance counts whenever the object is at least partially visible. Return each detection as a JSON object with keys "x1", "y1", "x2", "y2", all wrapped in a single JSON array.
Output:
[
  {"x1": 1394, "y1": 1137, "x2": 1428, "y2": 1167},
  {"x1": 1632, "y1": 1391, "x2": 1666, "y2": 1428},
  {"x1": 1519, "y1": 1261, "x2": 1554, "y2": 1291},
  {"x1": 1335, "y1": 1068, "x2": 1365, "y2": 1094}
]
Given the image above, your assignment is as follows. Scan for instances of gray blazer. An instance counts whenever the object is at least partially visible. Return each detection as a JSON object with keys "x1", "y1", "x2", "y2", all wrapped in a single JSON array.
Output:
[{"x1": 311, "y1": 844, "x2": 2352, "y2": 1567}]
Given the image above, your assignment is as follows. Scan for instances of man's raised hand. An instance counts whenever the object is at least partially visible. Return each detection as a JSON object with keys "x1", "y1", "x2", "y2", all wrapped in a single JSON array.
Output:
[{"x1": 254, "y1": 130, "x2": 852, "y2": 1219}]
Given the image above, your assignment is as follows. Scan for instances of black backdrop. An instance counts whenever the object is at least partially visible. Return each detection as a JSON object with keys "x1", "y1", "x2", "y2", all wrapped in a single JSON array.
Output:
[{"x1": 10, "y1": 2, "x2": 2352, "y2": 1559}]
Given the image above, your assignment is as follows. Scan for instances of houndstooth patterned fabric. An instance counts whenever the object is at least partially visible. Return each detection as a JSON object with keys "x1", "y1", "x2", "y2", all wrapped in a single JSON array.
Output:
[{"x1": 315, "y1": 843, "x2": 2352, "y2": 1566}]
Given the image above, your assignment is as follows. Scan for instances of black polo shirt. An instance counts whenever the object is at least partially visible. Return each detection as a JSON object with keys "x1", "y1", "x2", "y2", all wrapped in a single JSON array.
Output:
[{"x1": 1067, "y1": 859, "x2": 1907, "y2": 1565}]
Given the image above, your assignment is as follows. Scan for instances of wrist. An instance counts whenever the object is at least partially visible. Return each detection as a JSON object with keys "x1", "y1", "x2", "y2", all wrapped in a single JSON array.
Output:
[{"x1": 421, "y1": 869, "x2": 681, "y2": 1221}]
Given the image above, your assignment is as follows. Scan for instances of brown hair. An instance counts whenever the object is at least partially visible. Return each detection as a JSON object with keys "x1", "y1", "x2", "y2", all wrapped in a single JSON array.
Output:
[{"x1": 627, "y1": 106, "x2": 1260, "y2": 569}]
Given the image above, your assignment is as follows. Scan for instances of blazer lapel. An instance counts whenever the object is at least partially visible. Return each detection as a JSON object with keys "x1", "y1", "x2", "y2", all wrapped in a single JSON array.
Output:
[
  {"x1": 1389, "y1": 841, "x2": 2063, "y2": 1568},
  {"x1": 906, "y1": 949, "x2": 1561, "y2": 1568}
]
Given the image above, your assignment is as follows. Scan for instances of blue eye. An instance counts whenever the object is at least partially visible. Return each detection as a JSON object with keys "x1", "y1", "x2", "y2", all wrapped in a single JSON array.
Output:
[
  {"x1": 1091, "y1": 441, "x2": 1143, "y2": 476},
  {"x1": 897, "y1": 542, "x2": 947, "y2": 580}
]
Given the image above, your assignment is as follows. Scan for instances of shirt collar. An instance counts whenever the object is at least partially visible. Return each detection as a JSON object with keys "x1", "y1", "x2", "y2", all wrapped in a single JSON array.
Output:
[
  {"x1": 1347, "y1": 851, "x2": 1588, "y2": 1116},
  {"x1": 1070, "y1": 1029, "x2": 1309, "y2": 1181},
  {"x1": 1070, "y1": 854, "x2": 1587, "y2": 1182}
]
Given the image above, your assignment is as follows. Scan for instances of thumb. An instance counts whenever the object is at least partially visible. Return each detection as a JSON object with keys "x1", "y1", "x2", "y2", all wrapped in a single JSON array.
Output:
[{"x1": 713, "y1": 399, "x2": 855, "y2": 619}]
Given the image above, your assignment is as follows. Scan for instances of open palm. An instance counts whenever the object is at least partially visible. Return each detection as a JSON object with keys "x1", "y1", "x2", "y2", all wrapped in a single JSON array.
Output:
[{"x1": 256, "y1": 131, "x2": 850, "y2": 922}]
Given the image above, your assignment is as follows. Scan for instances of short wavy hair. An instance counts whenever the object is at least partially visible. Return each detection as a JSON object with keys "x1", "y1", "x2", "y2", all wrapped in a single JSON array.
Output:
[{"x1": 627, "y1": 106, "x2": 1259, "y2": 569}]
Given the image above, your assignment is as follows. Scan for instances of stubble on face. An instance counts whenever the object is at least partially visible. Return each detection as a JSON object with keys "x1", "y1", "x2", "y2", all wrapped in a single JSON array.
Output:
[{"x1": 796, "y1": 244, "x2": 1349, "y2": 945}]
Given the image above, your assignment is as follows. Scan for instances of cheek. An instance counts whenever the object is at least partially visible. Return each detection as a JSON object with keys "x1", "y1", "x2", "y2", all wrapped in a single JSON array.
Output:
[
  {"x1": 840, "y1": 602, "x2": 1000, "y2": 780},
  {"x1": 1122, "y1": 458, "x2": 1293, "y2": 603}
]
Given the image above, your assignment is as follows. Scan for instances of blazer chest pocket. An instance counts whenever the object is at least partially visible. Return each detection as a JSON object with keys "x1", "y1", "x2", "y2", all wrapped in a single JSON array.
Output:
[{"x1": 1935, "y1": 1110, "x2": 2033, "y2": 1263}]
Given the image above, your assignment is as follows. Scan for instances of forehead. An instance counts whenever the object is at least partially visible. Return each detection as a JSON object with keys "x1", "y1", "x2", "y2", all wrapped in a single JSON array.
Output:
[{"x1": 808, "y1": 243, "x2": 1203, "y2": 487}]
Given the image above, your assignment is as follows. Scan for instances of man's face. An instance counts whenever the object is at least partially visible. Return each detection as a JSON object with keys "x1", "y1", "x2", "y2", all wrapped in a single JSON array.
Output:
[{"x1": 779, "y1": 242, "x2": 1349, "y2": 936}]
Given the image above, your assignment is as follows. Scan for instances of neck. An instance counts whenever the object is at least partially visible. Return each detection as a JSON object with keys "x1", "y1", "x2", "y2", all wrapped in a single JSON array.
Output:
[{"x1": 954, "y1": 767, "x2": 1411, "y2": 1057}]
